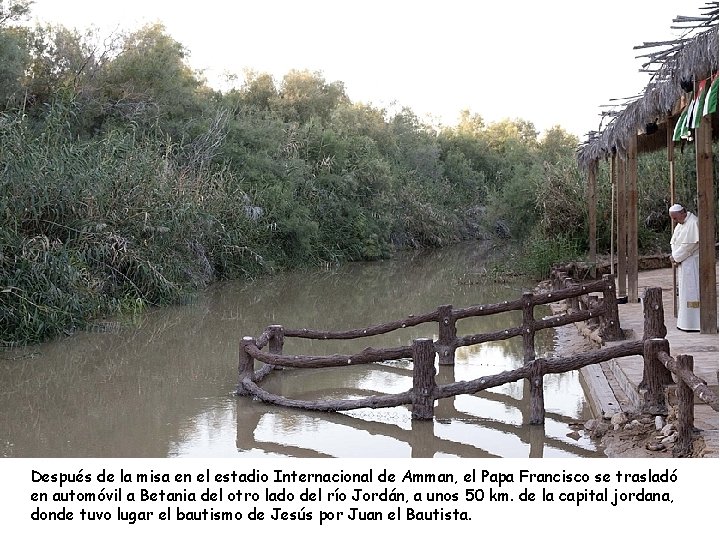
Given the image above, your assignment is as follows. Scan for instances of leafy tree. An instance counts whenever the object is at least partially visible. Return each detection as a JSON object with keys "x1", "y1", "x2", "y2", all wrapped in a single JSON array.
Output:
[
  {"x1": 0, "y1": 0, "x2": 31, "y2": 26},
  {"x1": 235, "y1": 70, "x2": 278, "y2": 111},
  {"x1": 0, "y1": 25, "x2": 27, "y2": 108},
  {"x1": 99, "y1": 23, "x2": 205, "y2": 136},
  {"x1": 538, "y1": 125, "x2": 579, "y2": 164},
  {"x1": 272, "y1": 69, "x2": 349, "y2": 124}
]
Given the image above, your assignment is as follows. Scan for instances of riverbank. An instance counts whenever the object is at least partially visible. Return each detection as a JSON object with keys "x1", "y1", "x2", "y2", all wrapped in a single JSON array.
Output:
[{"x1": 549, "y1": 267, "x2": 719, "y2": 458}]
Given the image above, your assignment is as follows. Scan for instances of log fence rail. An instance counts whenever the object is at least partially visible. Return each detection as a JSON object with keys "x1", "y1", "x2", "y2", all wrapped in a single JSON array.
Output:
[{"x1": 236, "y1": 273, "x2": 716, "y2": 457}]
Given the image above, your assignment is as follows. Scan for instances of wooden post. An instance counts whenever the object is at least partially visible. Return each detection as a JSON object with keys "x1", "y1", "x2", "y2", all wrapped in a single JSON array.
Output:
[
  {"x1": 268, "y1": 325, "x2": 285, "y2": 354},
  {"x1": 437, "y1": 304, "x2": 457, "y2": 365},
  {"x1": 640, "y1": 289, "x2": 673, "y2": 391},
  {"x1": 601, "y1": 274, "x2": 623, "y2": 341},
  {"x1": 674, "y1": 354, "x2": 695, "y2": 457},
  {"x1": 588, "y1": 160, "x2": 598, "y2": 278},
  {"x1": 642, "y1": 287, "x2": 667, "y2": 340},
  {"x1": 528, "y1": 357, "x2": 545, "y2": 425},
  {"x1": 627, "y1": 133, "x2": 639, "y2": 303},
  {"x1": 521, "y1": 292, "x2": 536, "y2": 363},
  {"x1": 668, "y1": 115, "x2": 678, "y2": 318},
  {"x1": 610, "y1": 155, "x2": 616, "y2": 276},
  {"x1": 642, "y1": 338, "x2": 670, "y2": 415},
  {"x1": 236, "y1": 336, "x2": 256, "y2": 396},
  {"x1": 268, "y1": 324, "x2": 285, "y2": 370},
  {"x1": 695, "y1": 114, "x2": 718, "y2": 334},
  {"x1": 411, "y1": 338, "x2": 436, "y2": 420},
  {"x1": 616, "y1": 153, "x2": 628, "y2": 298}
]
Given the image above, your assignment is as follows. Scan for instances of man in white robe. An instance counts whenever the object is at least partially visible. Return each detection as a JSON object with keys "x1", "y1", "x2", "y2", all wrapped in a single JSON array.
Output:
[{"x1": 669, "y1": 203, "x2": 700, "y2": 331}]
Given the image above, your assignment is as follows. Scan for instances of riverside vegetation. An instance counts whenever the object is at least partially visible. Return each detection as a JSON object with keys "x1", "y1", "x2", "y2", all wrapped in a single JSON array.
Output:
[{"x1": 0, "y1": 1, "x2": 708, "y2": 345}]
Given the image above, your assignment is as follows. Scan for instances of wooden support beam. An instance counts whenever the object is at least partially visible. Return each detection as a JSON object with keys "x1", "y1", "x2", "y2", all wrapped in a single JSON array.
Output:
[
  {"x1": 588, "y1": 160, "x2": 598, "y2": 277},
  {"x1": 627, "y1": 134, "x2": 639, "y2": 303},
  {"x1": 695, "y1": 115, "x2": 718, "y2": 334},
  {"x1": 668, "y1": 116, "x2": 678, "y2": 318},
  {"x1": 616, "y1": 153, "x2": 628, "y2": 297}
]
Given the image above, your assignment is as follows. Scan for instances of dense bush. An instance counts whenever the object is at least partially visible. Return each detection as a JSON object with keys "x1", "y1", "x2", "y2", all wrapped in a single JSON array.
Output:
[{"x1": 0, "y1": 6, "x2": 706, "y2": 345}]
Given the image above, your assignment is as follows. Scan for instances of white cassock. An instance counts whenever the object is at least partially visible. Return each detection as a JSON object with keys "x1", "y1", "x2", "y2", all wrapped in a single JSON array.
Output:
[{"x1": 670, "y1": 212, "x2": 700, "y2": 331}]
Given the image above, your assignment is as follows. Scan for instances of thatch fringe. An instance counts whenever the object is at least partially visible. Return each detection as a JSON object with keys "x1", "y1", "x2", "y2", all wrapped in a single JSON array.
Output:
[{"x1": 578, "y1": 4, "x2": 718, "y2": 170}]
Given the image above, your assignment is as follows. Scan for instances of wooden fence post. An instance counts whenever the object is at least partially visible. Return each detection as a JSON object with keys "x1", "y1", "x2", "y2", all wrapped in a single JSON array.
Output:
[
  {"x1": 269, "y1": 324, "x2": 285, "y2": 370},
  {"x1": 412, "y1": 338, "x2": 436, "y2": 420},
  {"x1": 437, "y1": 304, "x2": 457, "y2": 366},
  {"x1": 642, "y1": 287, "x2": 667, "y2": 339},
  {"x1": 674, "y1": 354, "x2": 695, "y2": 457},
  {"x1": 268, "y1": 325, "x2": 285, "y2": 353},
  {"x1": 642, "y1": 338, "x2": 670, "y2": 414},
  {"x1": 641, "y1": 288, "x2": 673, "y2": 390},
  {"x1": 528, "y1": 357, "x2": 545, "y2": 425},
  {"x1": 522, "y1": 292, "x2": 536, "y2": 363},
  {"x1": 236, "y1": 336, "x2": 256, "y2": 396},
  {"x1": 601, "y1": 274, "x2": 623, "y2": 341}
]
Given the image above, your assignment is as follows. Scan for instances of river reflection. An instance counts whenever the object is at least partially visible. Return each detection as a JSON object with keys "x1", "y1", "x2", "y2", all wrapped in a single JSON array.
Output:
[{"x1": 0, "y1": 242, "x2": 604, "y2": 458}]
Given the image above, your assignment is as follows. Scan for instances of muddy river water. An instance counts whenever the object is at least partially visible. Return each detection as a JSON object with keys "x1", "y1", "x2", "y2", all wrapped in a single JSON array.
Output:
[{"x1": 0, "y1": 242, "x2": 604, "y2": 458}]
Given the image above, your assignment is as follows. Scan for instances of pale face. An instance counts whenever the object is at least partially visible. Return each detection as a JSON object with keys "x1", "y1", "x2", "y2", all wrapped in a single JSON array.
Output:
[{"x1": 670, "y1": 210, "x2": 687, "y2": 224}]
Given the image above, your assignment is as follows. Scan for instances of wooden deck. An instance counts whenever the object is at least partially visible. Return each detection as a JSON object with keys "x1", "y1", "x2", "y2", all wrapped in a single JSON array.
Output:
[{"x1": 581, "y1": 267, "x2": 719, "y2": 457}]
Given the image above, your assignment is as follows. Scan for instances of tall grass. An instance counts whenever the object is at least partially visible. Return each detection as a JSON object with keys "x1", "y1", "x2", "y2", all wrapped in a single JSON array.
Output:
[{"x1": 0, "y1": 103, "x2": 266, "y2": 345}]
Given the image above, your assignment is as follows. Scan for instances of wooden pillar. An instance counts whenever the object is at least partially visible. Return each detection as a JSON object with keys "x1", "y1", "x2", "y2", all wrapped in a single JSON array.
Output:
[
  {"x1": 616, "y1": 153, "x2": 628, "y2": 297},
  {"x1": 695, "y1": 114, "x2": 718, "y2": 334},
  {"x1": 668, "y1": 117, "x2": 678, "y2": 318},
  {"x1": 411, "y1": 338, "x2": 436, "y2": 420},
  {"x1": 588, "y1": 160, "x2": 598, "y2": 277},
  {"x1": 236, "y1": 336, "x2": 256, "y2": 396},
  {"x1": 674, "y1": 354, "x2": 695, "y2": 457},
  {"x1": 610, "y1": 155, "x2": 616, "y2": 276},
  {"x1": 627, "y1": 134, "x2": 639, "y2": 303},
  {"x1": 437, "y1": 304, "x2": 457, "y2": 365}
]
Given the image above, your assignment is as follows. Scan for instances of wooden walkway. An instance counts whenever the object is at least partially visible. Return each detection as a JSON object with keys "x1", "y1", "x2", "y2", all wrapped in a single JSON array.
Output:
[{"x1": 581, "y1": 267, "x2": 718, "y2": 457}]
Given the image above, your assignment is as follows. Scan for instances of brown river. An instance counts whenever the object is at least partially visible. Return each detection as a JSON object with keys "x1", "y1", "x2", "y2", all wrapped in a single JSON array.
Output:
[{"x1": 0, "y1": 242, "x2": 604, "y2": 458}]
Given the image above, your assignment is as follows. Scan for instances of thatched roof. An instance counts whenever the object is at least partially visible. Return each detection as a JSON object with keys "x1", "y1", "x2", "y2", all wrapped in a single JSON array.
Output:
[{"x1": 577, "y1": 2, "x2": 719, "y2": 170}]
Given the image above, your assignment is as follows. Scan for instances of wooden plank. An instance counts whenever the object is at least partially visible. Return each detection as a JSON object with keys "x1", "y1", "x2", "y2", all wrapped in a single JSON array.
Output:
[
  {"x1": 627, "y1": 134, "x2": 639, "y2": 303},
  {"x1": 695, "y1": 115, "x2": 718, "y2": 333},
  {"x1": 616, "y1": 153, "x2": 627, "y2": 297}
]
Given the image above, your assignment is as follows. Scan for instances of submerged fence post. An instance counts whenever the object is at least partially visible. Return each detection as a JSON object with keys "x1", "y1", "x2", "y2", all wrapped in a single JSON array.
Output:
[
  {"x1": 601, "y1": 274, "x2": 623, "y2": 341},
  {"x1": 412, "y1": 338, "x2": 436, "y2": 420},
  {"x1": 268, "y1": 325, "x2": 285, "y2": 370},
  {"x1": 674, "y1": 354, "x2": 695, "y2": 457},
  {"x1": 236, "y1": 336, "x2": 256, "y2": 396},
  {"x1": 437, "y1": 304, "x2": 457, "y2": 365},
  {"x1": 528, "y1": 357, "x2": 546, "y2": 425},
  {"x1": 642, "y1": 338, "x2": 670, "y2": 415},
  {"x1": 521, "y1": 292, "x2": 536, "y2": 363}
]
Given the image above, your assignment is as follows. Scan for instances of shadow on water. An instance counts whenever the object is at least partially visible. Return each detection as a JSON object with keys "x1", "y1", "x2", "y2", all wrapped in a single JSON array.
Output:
[{"x1": 0, "y1": 242, "x2": 604, "y2": 458}]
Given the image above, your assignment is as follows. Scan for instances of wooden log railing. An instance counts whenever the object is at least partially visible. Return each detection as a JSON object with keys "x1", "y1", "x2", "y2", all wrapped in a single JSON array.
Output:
[
  {"x1": 236, "y1": 276, "x2": 625, "y2": 425},
  {"x1": 550, "y1": 270, "x2": 623, "y2": 341},
  {"x1": 236, "y1": 276, "x2": 714, "y2": 454},
  {"x1": 639, "y1": 286, "x2": 719, "y2": 457}
]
